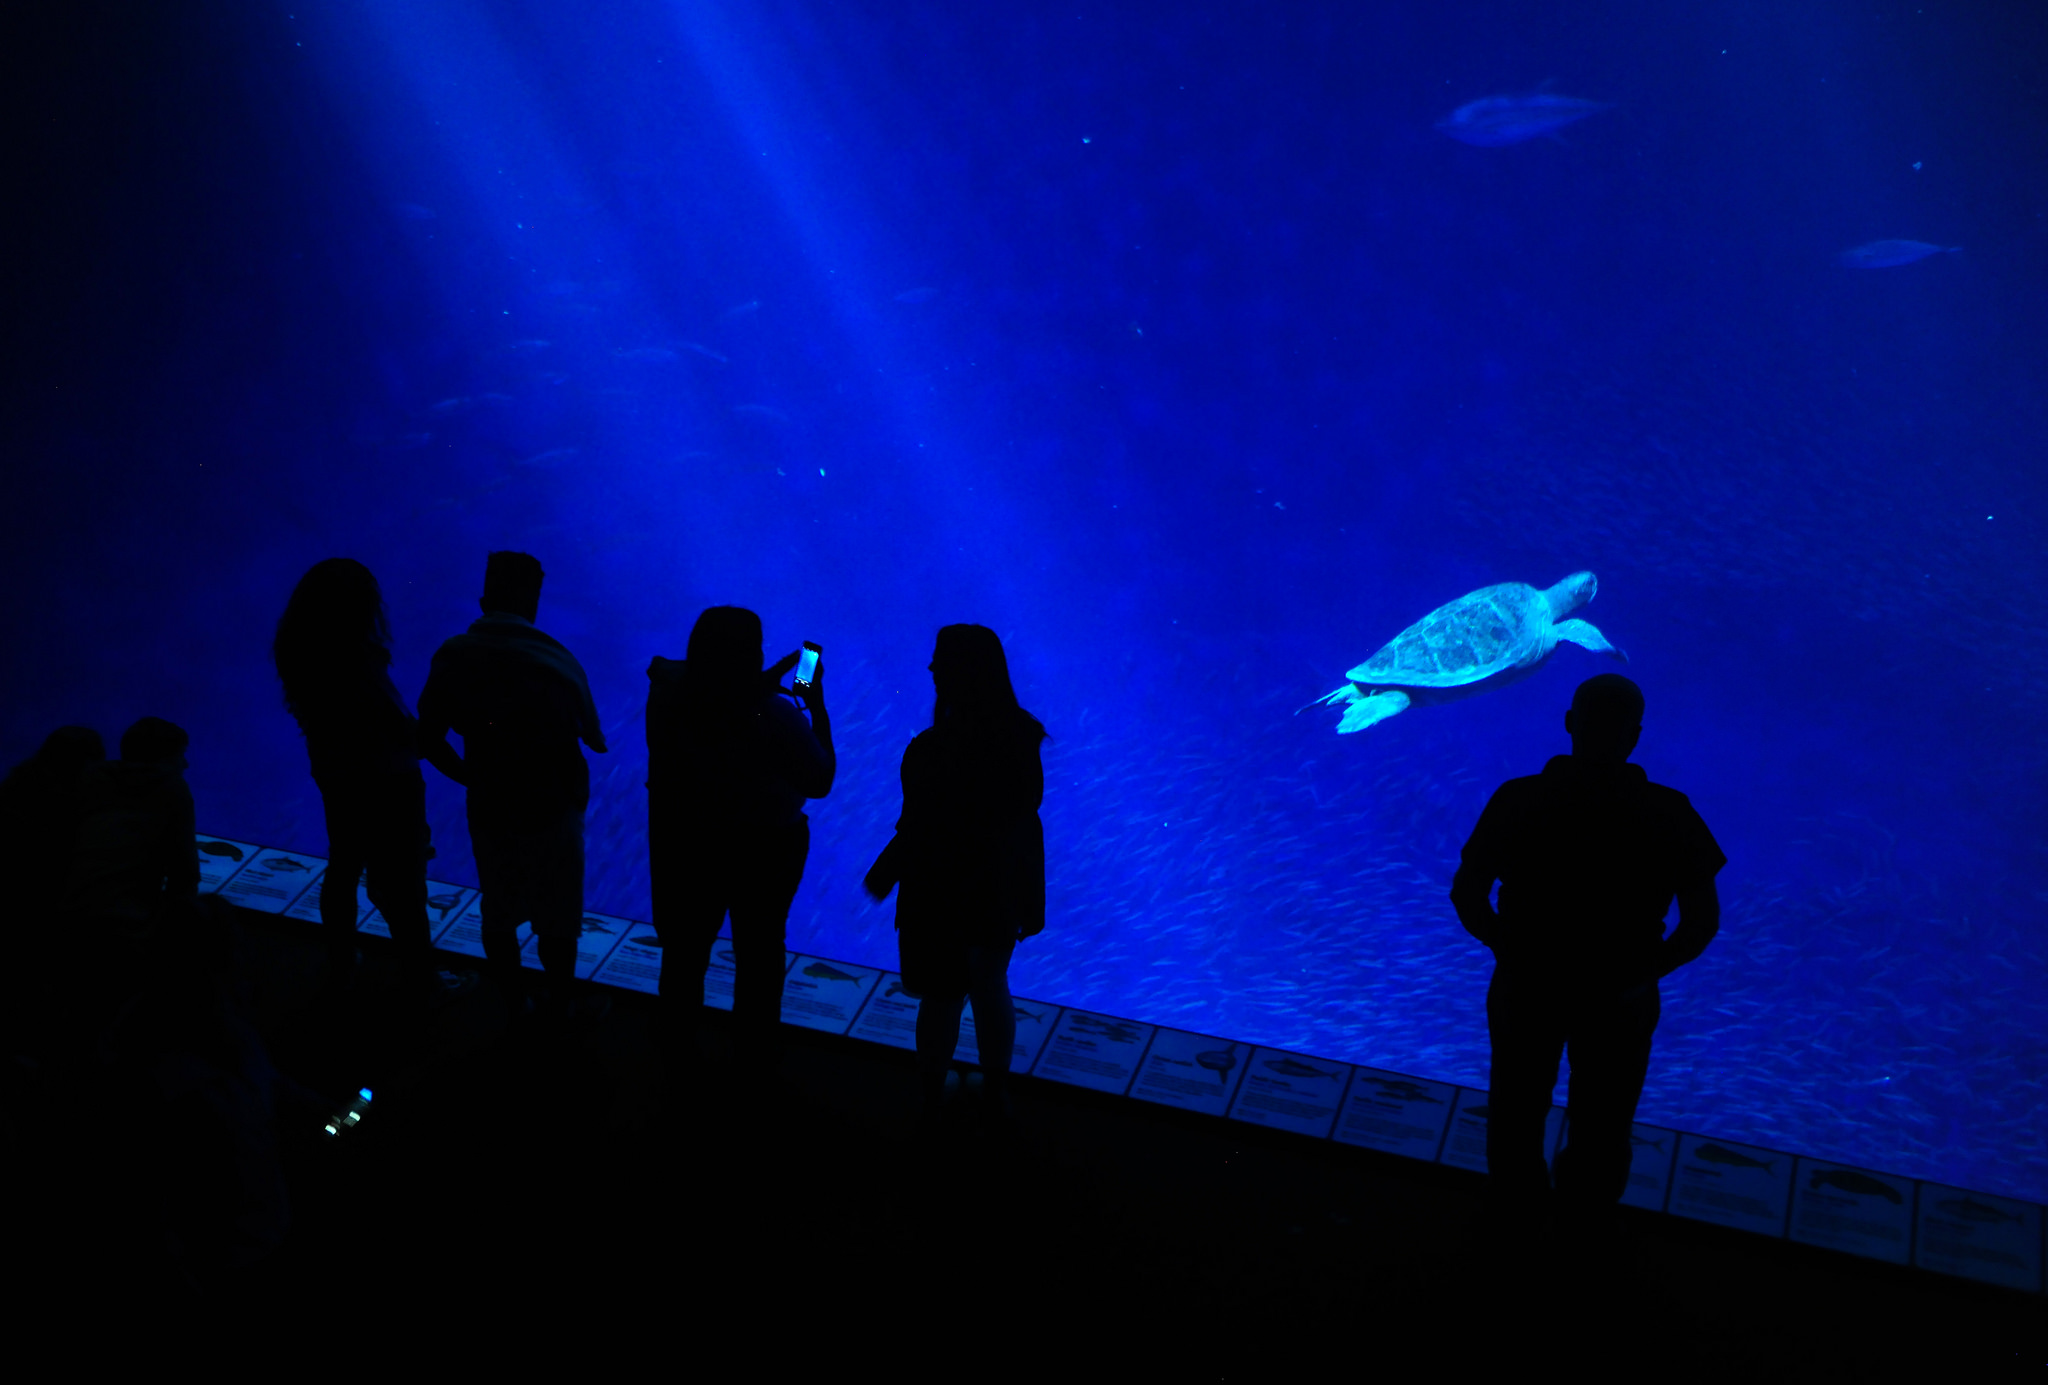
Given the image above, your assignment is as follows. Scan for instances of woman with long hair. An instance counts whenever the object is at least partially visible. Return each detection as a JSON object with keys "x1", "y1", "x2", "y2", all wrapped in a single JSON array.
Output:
[
  {"x1": 273, "y1": 558, "x2": 437, "y2": 991},
  {"x1": 646, "y1": 606, "x2": 834, "y2": 1087},
  {"x1": 865, "y1": 624, "x2": 1046, "y2": 1121}
]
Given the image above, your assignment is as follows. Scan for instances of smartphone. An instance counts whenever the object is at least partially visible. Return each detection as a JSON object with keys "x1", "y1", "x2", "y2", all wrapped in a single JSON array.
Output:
[
  {"x1": 322, "y1": 1087, "x2": 374, "y2": 1138},
  {"x1": 793, "y1": 641, "x2": 822, "y2": 690}
]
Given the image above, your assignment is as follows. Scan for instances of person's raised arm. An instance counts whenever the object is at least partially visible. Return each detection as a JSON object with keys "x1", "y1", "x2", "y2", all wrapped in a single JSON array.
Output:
[
  {"x1": 1660, "y1": 878, "x2": 1720, "y2": 976},
  {"x1": 787, "y1": 653, "x2": 835, "y2": 797}
]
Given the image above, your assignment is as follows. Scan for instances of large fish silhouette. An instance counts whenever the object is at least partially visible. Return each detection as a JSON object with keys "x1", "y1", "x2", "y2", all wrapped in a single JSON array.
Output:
[{"x1": 1438, "y1": 91, "x2": 1609, "y2": 146}]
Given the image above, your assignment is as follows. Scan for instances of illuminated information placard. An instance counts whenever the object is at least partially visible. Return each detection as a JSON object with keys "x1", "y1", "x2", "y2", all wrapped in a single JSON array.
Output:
[
  {"x1": 434, "y1": 895, "x2": 532, "y2": 961},
  {"x1": 285, "y1": 870, "x2": 369, "y2": 925},
  {"x1": 195, "y1": 836, "x2": 258, "y2": 894},
  {"x1": 1911, "y1": 1183, "x2": 2042, "y2": 1292},
  {"x1": 1031, "y1": 1010, "x2": 1155, "y2": 1094},
  {"x1": 1438, "y1": 1089, "x2": 1563, "y2": 1174},
  {"x1": 847, "y1": 974, "x2": 921, "y2": 1051},
  {"x1": 518, "y1": 910, "x2": 632, "y2": 980},
  {"x1": 219, "y1": 848, "x2": 324, "y2": 914},
  {"x1": 1227, "y1": 1048, "x2": 1350, "y2": 1138},
  {"x1": 1619, "y1": 1124, "x2": 1679, "y2": 1211},
  {"x1": 961, "y1": 996, "x2": 1063, "y2": 1073},
  {"x1": 590, "y1": 918, "x2": 663, "y2": 995},
  {"x1": 1332, "y1": 1068, "x2": 1457, "y2": 1161},
  {"x1": 781, "y1": 956, "x2": 883, "y2": 1034},
  {"x1": 1130, "y1": 1030, "x2": 1246, "y2": 1117},
  {"x1": 1669, "y1": 1134, "x2": 1793, "y2": 1236},
  {"x1": 1789, "y1": 1159, "x2": 1913, "y2": 1264}
]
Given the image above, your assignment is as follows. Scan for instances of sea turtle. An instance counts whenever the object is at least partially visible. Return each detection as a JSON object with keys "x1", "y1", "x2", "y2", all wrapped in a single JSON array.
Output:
[{"x1": 1306, "y1": 571, "x2": 1624, "y2": 733}]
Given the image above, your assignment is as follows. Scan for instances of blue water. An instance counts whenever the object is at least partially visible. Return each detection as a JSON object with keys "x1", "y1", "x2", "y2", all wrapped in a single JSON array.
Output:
[{"x1": 6, "y1": 3, "x2": 2045, "y2": 1200}]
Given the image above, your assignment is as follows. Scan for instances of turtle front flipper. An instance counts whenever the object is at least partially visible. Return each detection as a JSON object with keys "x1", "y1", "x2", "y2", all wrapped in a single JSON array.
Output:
[
  {"x1": 1336, "y1": 689, "x2": 1410, "y2": 732},
  {"x1": 1553, "y1": 618, "x2": 1626, "y2": 662}
]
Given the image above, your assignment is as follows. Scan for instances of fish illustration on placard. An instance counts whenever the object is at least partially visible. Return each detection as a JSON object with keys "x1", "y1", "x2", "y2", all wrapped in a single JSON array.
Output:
[
  {"x1": 1264, "y1": 1057, "x2": 1340, "y2": 1081},
  {"x1": 1195, "y1": 1047, "x2": 1239, "y2": 1086},
  {"x1": 1366, "y1": 1079, "x2": 1442, "y2": 1104},
  {"x1": 1695, "y1": 1143, "x2": 1778, "y2": 1174},
  {"x1": 802, "y1": 961, "x2": 860, "y2": 983},
  {"x1": 426, "y1": 892, "x2": 465, "y2": 919},
  {"x1": 579, "y1": 916, "x2": 613, "y2": 935},
  {"x1": 1013, "y1": 1005, "x2": 1045, "y2": 1023},
  {"x1": 1934, "y1": 1197, "x2": 2020, "y2": 1225},
  {"x1": 885, "y1": 981, "x2": 909, "y2": 998},
  {"x1": 1070, "y1": 1014, "x2": 1143, "y2": 1044},
  {"x1": 630, "y1": 932, "x2": 662, "y2": 949},
  {"x1": 198, "y1": 840, "x2": 244, "y2": 861},
  {"x1": 267, "y1": 857, "x2": 314, "y2": 872},
  {"x1": 1807, "y1": 1169, "x2": 1902, "y2": 1204}
]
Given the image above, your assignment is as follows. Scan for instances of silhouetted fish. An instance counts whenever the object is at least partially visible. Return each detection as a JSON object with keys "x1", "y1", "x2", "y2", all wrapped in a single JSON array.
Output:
[
  {"x1": 803, "y1": 961, "x2": 860, "y2": 982},
  {"x1": 1196, "y1": 1047, "x2": 1238, "y2": 1085},
  {"x1": 1808, "y1": 1168, "x2": 1903, "y2": 1203},
  {"x1": 1838, "y1": 239, "x2": 1959, "y2": 268},
  {"x1": 1934, "y1": 1197, "x2": 2019, "y2": 1225},
  {"x1": 198, "y1": 840, "x2": 244, "y2": 861},
  {"x1": 1695, "y1": 1143, "x2": 1777, "y2": 1173},
  {"x1": 1263, "y1": 1057, "x2": 1341, "y2": 1081},
  {"x1": 1365, "y1": 1079, "x2": 1442, "y2": 1103},
  {"x1": 520, "y1": 448, "x2": 580, "y2": 469},
  {"x1": 1437, "y1": 92, "x2": 1609, "y2": 146}
]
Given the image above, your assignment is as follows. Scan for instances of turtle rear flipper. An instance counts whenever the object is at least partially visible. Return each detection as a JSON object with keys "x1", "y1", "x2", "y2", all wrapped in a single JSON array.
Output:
[{"x1": 1336, "y1": 690, "x2": 1410, "y2": 733}]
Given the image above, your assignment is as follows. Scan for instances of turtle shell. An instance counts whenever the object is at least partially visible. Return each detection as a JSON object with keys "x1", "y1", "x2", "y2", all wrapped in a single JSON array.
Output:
[{"x1": 1346, "y1": 583, "x2": 1547, "y2": 689}]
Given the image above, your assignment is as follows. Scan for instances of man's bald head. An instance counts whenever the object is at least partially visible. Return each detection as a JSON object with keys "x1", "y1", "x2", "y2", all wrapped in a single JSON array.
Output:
[{"x1": 1566, "y1": 673, "x2": 1643, "y2": 764}]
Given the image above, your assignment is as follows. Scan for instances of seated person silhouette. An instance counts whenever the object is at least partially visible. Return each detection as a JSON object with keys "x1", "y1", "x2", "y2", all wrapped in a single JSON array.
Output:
[
  {"x1": 0, "y1": 726, "x2": 107, "y2": 1051},
  {"x1": 68, "y1": 717, "x2": 200, "y2": 939},
  {"x1": 419, "y1": 552, "x2": 607, "y2": 1020},
  {"x1": 1450, "y1": 673, "x2": 1723, "y2": 1238},
  {"x1": 645, "y1": 607, "x2": 834, "y2": 1089}
]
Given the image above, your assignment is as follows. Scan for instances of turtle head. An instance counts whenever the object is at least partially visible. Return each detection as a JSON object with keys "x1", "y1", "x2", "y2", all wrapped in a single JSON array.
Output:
[{"x1": 1543, "y1": 571, "x2": 1598, "y2": 619}]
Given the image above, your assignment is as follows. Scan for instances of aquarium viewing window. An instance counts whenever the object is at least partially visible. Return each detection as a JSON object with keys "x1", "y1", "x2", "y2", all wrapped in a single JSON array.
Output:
[{"x1": 9, "y1": 3, "x2": 2044, "y2": 1212}]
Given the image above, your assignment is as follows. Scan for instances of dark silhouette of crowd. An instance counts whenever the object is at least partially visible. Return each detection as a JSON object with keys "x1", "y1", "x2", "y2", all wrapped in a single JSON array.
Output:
[{"x1": 3, "y1": 549, "x2": 1722, "y2": 1296}]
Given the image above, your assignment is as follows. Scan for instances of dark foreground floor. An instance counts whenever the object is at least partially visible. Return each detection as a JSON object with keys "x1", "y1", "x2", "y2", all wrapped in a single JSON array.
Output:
[{"x1": 9, "y1": 908, "x2": 2043, "y2": 1372}]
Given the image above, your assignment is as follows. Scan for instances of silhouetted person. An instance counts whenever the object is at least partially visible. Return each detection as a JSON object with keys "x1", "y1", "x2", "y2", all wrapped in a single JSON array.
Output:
[
  {"x1": 418, "y1": 552, "x2": 607, "y2": 1017},
  {"x1": 1451, "y1": 673, "x2": 1723, "y2": 1243},
  {"x1": 69, "y1": 717, "x2": 200, "y2": 936},
  {"x1": 646, "y1": 607, "x2": 833, "y2": 1087},
  {"x1": 274, "y1": 559, "x2": 442, "y2": 993},
  {"x1": 62, "y1": 718, "x2": 201, "y2": 1052},
  {"x1": 865, "y1": 625, "x2": 1046, "y2": 1121},
  {"x1": 0, "y1": 726, "x2": 106, "y2": 1052}
]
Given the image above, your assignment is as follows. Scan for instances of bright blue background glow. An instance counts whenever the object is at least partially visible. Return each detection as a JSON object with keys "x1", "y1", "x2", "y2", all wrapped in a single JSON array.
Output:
[{"x1": 6, "y1": 2, "x2": 2044, "y2": 1199}]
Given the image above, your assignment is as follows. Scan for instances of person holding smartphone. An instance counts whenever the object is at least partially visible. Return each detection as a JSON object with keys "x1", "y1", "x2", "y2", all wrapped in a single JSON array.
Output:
[
  {"x1": 646, "y1": 608, "x2": 834, "y2": 1093},
  {"x1": 864, "y1": 624, "x2": 1046, "y2": 1123}
]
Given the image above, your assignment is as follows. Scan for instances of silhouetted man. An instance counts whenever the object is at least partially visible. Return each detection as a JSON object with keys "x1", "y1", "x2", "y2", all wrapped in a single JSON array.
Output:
[
  {"x1": 419, "y1": 552, "x2": 607, "y2": 1016},
  {"x1": 1451, "y1": 674, "x2": 1723, "y2": 1238}
]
